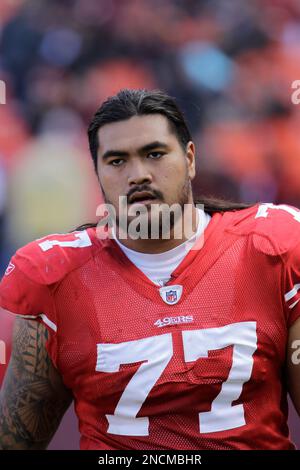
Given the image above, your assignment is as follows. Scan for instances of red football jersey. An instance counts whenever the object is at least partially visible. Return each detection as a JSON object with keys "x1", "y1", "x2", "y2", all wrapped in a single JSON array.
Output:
[{"x1": 1, "y1": 203, "x2": 300, "y2": 450}]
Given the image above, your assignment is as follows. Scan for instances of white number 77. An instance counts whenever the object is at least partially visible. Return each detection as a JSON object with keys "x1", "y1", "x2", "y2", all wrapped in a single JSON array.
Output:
[{"x1": 96, "y1": 322, "x2": 257, "y2": 436}]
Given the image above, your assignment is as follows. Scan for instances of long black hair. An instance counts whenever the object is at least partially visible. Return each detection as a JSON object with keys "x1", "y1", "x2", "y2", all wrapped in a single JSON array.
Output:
[{"x1": 74, "y1": 89, "x2": 255, "y2": 231}]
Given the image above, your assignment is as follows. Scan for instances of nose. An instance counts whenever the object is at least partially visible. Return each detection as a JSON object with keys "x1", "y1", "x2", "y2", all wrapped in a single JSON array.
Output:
[{"x1": 127, "y1": 159, "x2": 153, "y2": 187}]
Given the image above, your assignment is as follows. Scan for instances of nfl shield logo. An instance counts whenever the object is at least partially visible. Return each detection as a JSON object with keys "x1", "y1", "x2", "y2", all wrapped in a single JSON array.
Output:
[
  {"x1": 159, "y1": 285, "x2": 183, "y2": 305},
  {"x1": 166, "y1": 290, "x2": 177, "y2": 304}
]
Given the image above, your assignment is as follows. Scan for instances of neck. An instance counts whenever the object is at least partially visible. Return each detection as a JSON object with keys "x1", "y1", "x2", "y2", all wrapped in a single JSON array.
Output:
[{"x1": 115, "y1": 199, "x2": 199, "y2": 254}]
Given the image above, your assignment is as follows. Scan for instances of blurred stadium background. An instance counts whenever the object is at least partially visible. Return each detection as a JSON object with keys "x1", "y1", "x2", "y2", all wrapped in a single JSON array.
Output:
[{"x1": 0, "y1": 0, "x2": 300, "y2": 449}]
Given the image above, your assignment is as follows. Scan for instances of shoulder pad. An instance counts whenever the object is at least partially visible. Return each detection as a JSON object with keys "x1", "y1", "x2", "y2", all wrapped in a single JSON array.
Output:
[
  {"x1": 13, "y1": 229, "x2": 98, "y2": 285},
  {"x1": 228, "y1": 203, "x2": 300, "y2": 256}
]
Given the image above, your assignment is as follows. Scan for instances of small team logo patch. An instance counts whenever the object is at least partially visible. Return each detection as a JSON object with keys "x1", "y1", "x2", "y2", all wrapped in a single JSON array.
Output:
[
  {"x1": 159, "y1": 285, "x2": 183, "y2": 305},
  {"x1": 5, "y1": 262, "x2": 15, "y2": 276}
]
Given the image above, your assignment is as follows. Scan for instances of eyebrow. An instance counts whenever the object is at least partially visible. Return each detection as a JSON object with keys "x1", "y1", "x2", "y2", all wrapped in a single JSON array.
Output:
[{"x1": 101, "y1": 141, "x2": 169, "y2": 161}]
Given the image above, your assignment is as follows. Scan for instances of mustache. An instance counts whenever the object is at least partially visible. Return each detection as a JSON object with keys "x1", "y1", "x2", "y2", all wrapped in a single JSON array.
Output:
[{"x1": 126, "y1": 184, "x2": 164, "y2": 202}]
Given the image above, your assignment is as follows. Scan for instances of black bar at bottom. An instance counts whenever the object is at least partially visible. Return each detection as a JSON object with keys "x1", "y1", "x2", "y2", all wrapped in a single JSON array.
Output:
[{"x1": 0, "y1": 450, "x2": 299, "y2": 466}]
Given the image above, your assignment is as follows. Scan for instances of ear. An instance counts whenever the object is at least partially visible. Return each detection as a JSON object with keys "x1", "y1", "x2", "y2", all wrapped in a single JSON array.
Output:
[{"x1": 186, "y1": 141, "x2": 196, "y2": 180}]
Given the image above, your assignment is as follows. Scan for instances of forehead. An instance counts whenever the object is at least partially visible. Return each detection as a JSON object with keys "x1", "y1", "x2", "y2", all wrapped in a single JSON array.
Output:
[{"x1": 97, "y1": 114, "x2": 177, "y2": 154}]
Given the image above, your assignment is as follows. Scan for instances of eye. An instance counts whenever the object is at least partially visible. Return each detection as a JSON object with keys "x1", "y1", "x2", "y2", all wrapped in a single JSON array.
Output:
[
  {"x1": 109, "y1": 158, "x2": 125, "y2": 166},
  {"x1": 148, "y1": 151, "x2": 165, "y2": 159}
]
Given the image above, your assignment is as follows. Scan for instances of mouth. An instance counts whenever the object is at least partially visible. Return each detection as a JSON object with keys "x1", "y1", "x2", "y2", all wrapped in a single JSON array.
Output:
[{"x1": 129, "y1": 192, "x2": 158, "y2": 205}]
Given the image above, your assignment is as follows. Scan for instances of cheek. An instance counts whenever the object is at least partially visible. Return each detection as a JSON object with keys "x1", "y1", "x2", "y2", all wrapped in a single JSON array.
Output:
[
  {"x1": 99, "y1": 171, "x2": 121, "y2": 195},
  {"x1": 156, "y1": 162, "x2": 188, "y2": 204},
  {"x1": 158, "y1": 158, "x2": 187, "y2": 185}
]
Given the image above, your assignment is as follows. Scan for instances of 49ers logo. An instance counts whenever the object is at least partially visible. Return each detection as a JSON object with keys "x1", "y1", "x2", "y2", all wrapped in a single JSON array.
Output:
[{"x1": 154, "y1": 315, "x2": 194, "y2": 328}]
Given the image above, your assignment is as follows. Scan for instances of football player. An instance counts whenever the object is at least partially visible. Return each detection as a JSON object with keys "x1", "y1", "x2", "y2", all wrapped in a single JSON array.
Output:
[{"x1": 0, "y1": 89, "x2": 300, "y2": 449}]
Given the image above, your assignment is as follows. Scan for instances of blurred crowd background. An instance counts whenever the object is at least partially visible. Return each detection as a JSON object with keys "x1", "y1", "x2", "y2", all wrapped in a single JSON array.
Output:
[
  {"x1": 1, "y1": 0, "x2": 300, "y2": 268},
  {"x1": 0, "y1": 0, "x2": 300, "y2": 449}
]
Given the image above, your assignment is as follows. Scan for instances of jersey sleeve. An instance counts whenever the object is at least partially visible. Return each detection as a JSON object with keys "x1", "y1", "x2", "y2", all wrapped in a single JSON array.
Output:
[
  {"x1": 0, "y1": 229, "x2": 94, "y2": 321},
  {"x1": 0, "y1": 258, "x2": 54, "y2": 319},
  {"x1": 0, "y1": 244, "x2": 58, "y2": 364},
  {"x1": 283, "y1": 241, "x2": 300, "y2": 328}
]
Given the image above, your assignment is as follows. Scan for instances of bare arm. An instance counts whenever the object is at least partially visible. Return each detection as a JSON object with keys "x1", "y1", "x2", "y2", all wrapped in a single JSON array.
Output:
[{"x1": 0, "y1": 317, "x2": 73, "y2": 449}]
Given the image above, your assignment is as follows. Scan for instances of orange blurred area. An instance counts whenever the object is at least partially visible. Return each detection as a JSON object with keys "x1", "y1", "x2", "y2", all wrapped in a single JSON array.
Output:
[{"x1": 0, "y1": 105, "x2": 29, "y2": 168}]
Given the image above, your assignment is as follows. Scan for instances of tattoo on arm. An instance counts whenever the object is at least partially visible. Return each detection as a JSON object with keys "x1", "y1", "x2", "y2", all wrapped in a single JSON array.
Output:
[{"x1": 0, "y1": 318, "x2": 73, "y2": 449}]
